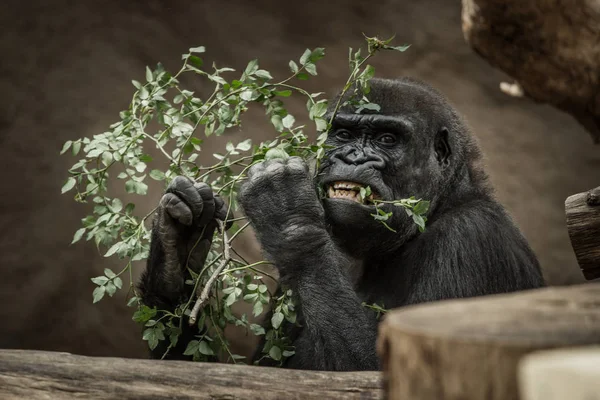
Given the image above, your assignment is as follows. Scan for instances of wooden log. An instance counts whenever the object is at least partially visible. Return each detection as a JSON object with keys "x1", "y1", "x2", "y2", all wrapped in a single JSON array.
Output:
[
  {"x1": 0, "y1": 350, "x2": 382, "y2": 399},
  {"x1": 518, "y1": 346, "x2": 600, "y2": 400},
  {"x1": 566, "y1": 186, "x2": 600, "y2": 280},
  {"x1": 461, "y1": 0, "x2": 600, "y2": 143},
  {"x1": 377, "y1": 283, "x2": 600, "y2": 400}
]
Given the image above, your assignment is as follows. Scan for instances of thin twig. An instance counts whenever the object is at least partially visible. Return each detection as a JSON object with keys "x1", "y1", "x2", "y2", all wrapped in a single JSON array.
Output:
[{"x1": 188, "y1": 220, "x2": 230, "y2": 325}]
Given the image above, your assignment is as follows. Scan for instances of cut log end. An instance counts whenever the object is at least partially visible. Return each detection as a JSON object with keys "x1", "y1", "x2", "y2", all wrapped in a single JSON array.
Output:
[
  {"x1": 565, "y1": 186, "x2": 600, "y2": 280},
  {"x1": 378, "y1": 284, "x2": 600, "y2": 400}
]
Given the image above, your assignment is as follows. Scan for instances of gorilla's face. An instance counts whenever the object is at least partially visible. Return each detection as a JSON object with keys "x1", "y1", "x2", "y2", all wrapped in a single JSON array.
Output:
[{"x1": 317, "y1": 79, "x2": 456, "y2": 257}]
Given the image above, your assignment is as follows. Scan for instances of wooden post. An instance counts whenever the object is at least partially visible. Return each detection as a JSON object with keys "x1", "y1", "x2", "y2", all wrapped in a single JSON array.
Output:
[
  {"x1": 377, "y1": 284, "x2": 600, "y2": 400},
  {"x1": 566, "y1": 186, "x2": 600, "y2": 280},
  {"x1": 0, "y1": 350, "x2": 382, "y2": 399},
  {"x1": 518, "y1": 346, "x2": 600, "y2": 400}
]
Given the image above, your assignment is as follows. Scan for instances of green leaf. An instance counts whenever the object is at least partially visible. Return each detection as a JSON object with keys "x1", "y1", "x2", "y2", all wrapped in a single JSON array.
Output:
[
  {"x1": 304, "y1": 62, "x2": 317, "y2": 76},
  {"x1": 253, "y1": 301, "x2": 264, "y2": 317},
  {"x1": 61, "y1": 177, "x2": 76, "y2": 194},
  {"x1": 104, "y1": 242, "x2": 122, "y2": 258},
  {"x1": 110, "y1": 198, "x2": 123, "y2": 213},
  {"x1": 113, "y1": 276, "x2": 123, "y2": 289},
  {"x1": 282, "y1": 350, "x2": 295, "y2": 358},
  {"x1": 309, "y1": 47, "x2": 326, "y2": 62},
  {"x1": 92, "y1": 286, "x2": 106, "y2": 303},
  {"x1": 269, "y1": 346, "x2": 282, "y2": 361},
  {"x1": 282, "y1": 114, "x2": 295, "y2": 129},
  {"x1": 104, "y1": 268, "x2": 116, "y2": 278},
  {"x1": 72, "y1": 228, "x2": 86, "y2": 244},
  {"x1": 132, "y1": 306, "x2": 157, "y2": 323},
  {"x1": 149, "y1": 169, "x2": 165, "y2": 181},
  {"x1": 127, "y1": 296, "x2": 139, "y2": 307},
  {"x1": 255, "y1": 69, "x2": 273, "y2": 80},
  {"x1": 189, "y1": 46, "x2": 206, "y2": 53},
  {"x1": 297, "y1": 73, "x2": 309, "y2": 81},
  {"x1": 145, "y1": 66, "x2": 153, "y2": 82},
  {"x1": 105, "y1": 281, "x2": 117, "y2": 296},
  {"x1": 299, "y1": 48, "x2": 311, "y2": 65},
  {"x1": 412, "y1": 214, "x2": 426, "y2": 231},
  {"x1": 274, "y1": 90, "x2": 292, "y2": 97},
  {"x1": 264, "y1": 148, "x2": 289, "y2": 161},
  {"x1": 270, "y1": 115, "x2": 284, "y2": 132},
  {"x1": 271, "y1": 312, "x2": 284, "y2": 329},
  {"x1": 188, "y1": 55, "x2": 203, "y2": 69},
  {"x1": 236, "y1": 139, "x2": 252, "y2": 151},
  {"x1": 60, "y1": 141, "x2": 72, "y2": 155},
  {"x1": 131, "y1": 80, "x2": 142, "y2": 89},
  {"x1": 198, "y1": 341, "x2": 214, "y2": 356},
  {"x1": 183, "y1": 340, "x2": 200, "y2": 356},
  {"x1": 386, "y1": 44, "x2": 411, "y2": 52},
  {"x1": 91, "y1": 276, "x2": 109, "y2": 285},
  {"x1": 244, "y1": 59, "x2": 259, "y2": 75},
  {"x1": 72, "y1": 142, "x2": 81, "y2": 156},
  {"x1": 289, "y1": 60, "x2": 299, "y2": 73},
  {"x1": 250, "y1": 324, "x2": 265, "y2": 336},
  {"x1": 413, "y1": 200, "x2": 430, "y2": 216},
  {"x1": 240, "y1": 89, "x2": 259, "y2": 101}
]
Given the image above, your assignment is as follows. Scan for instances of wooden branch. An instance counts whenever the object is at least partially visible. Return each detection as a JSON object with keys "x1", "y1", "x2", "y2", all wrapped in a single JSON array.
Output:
[
  {"x1": 0, "y1": 350, "x2": 382, "y2": 399},
  {"x1": 377, "y1": 284, "x2": 600, "y2": 400},
  {"x1": 462, "y1": 0, "x2": 600, "y2": 143},
  {"x1": 519, "y1": 346, "x2": 600, "y2": 400},
  {"x1": 566, "y1": 186, "x2": 600, "y2": 280}
]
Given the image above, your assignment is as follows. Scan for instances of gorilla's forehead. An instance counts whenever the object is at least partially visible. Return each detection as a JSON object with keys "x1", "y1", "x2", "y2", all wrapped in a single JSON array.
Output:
[{"x1": 331, "y1": 113, "x2": 415, "y2": 134}]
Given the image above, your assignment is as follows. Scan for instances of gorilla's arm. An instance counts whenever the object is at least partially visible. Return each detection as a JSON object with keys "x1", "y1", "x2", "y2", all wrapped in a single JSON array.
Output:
[
  {"x1": 138, "y1": 177, "x2": 229, "y2": 360},
  {"x1": 401, "y1": 200, "x2": 545, "y2": 305},
  {"x1": 240, "y1": 158, "x2": 379, "y2": 371}
]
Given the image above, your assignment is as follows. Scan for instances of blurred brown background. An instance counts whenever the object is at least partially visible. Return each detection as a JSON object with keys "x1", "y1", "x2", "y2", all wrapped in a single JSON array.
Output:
[{"x1": 0, "y1": 0, "x2": 597, "y2": 359}]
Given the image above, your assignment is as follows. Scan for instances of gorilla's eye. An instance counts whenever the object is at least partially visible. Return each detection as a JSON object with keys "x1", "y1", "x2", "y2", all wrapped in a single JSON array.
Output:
[
  {"x1": 335, "y1": 130, "x2": 352, "y2": 141},
  {"x1": 377, "y1": 134, "x2": 396, "y2": 145}
]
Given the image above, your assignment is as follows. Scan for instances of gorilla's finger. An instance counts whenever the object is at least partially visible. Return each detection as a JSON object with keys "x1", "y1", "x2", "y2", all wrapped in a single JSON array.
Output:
[
  {"x1": 185, "y1": 237, "x2": 212, "y2": 272},
  {"x1": 195, "y1": 182, "x2": 216, "y2": 227},
  {"x1": 247, "y1": 162, "x2": 264, "y2": 179},
  {"x1": 264, "y1": 160, "x2": 285, "y2": 174},
  {"x1": 214, "y1": 194, "x2": 233, "y2": 229},
  {"x1": 287, "y1": 156, "x2": 308, "y2": 173},
  {"x1": 160, "y1": 193, "x2": 193, "y2": 226},
  {"x1": 167, "y1": 176, "x2": 204, "y2": 221}
]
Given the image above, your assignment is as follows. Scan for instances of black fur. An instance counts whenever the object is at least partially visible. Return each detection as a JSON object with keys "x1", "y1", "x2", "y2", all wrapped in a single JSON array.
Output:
[{"x1": 139, "y1": 78, "x2": 545, "y2": 370}]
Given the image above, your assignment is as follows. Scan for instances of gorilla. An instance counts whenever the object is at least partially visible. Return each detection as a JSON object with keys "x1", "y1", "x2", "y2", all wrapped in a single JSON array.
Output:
[{"x1": 139, "y1": 77, "x2": 545, "y2": 371}]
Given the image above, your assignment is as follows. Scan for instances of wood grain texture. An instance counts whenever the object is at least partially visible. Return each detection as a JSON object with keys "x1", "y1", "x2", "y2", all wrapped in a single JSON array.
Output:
[
  {"x1": 378, "y1": 284, "x2": 600, "y2": 400},
  {"x1": 566, "y1": 186, "x2": 600, "y2": 280},
  {"x1": 462, "y1": 0, "x2": 600, "y2": 142},
  {"x1": 0, "y1": 350, "x2": 382, "y2": 399},
  {"x1": 519, "y1": 346, "x2": 600, "y2": 400}
]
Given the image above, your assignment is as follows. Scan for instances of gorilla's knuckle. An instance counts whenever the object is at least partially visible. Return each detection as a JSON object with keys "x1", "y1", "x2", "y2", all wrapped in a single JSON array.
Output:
[{"x1": 167, "y1": 175, "x2": 192, "y2": 192}]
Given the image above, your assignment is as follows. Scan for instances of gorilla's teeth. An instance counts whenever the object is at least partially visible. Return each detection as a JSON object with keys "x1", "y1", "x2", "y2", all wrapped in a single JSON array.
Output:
[{"x1": 328, "y1": 187, "x2": 362, "y2": 203}]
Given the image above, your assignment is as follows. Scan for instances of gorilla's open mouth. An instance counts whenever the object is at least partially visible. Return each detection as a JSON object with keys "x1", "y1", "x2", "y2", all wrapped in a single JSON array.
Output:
[{"x1": 326, "y1": 181, "x2": 379, "y2": 204}]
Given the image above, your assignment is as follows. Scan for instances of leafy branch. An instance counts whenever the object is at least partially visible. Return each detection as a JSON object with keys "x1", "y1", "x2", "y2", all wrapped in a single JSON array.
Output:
[{"x1": 61, "y1": 35, "x2": 413, "y2": 364}]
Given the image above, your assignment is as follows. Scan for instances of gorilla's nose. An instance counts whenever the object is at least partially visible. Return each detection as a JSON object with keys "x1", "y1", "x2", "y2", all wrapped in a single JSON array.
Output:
[{"x1": 336, "y1": 147, "x2": 385, "y2": 169}]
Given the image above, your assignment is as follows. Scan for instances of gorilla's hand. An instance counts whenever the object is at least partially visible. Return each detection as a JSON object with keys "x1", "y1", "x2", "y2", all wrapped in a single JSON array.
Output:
[
  {"x1": 239, "y1": 157, "x2": 326, "y2": 259},
  {"x1": 155, "y1": 176, "x2": 229, "y2": 275}
]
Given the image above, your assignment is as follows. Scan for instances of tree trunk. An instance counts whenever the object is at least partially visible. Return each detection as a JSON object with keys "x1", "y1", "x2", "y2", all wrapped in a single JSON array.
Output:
[
  {"x1": 0, "y1": 350, "x2": 382, "y2": 399},
  {"x1": 462, "y1": 0, "x2": 600, "y2": 143},
  {"x1": 566, "y1": 186, "x2": 600, "y2": 280},
  {"x1": 377, "y1": 284, "x2": 600, "y2": 400}
]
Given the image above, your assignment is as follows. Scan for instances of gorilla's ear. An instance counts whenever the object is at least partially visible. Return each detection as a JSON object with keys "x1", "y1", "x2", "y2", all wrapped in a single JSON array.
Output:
[{"x1": 434, "y1": 127, "x2": 451, "y2": 167}]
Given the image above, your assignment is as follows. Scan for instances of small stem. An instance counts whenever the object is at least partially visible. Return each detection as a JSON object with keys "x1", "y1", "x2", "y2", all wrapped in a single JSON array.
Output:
[
  {"x1": 188, "y1": 221, "x2": 230, "y2": 325},
  {"x1": 227, "y1": 222, "x2": 250, "y2": 244}
]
